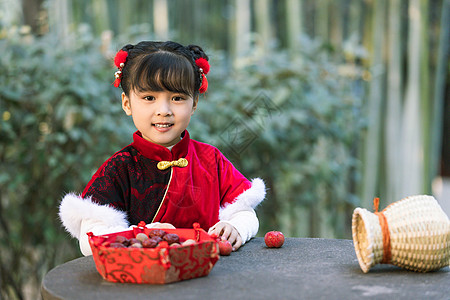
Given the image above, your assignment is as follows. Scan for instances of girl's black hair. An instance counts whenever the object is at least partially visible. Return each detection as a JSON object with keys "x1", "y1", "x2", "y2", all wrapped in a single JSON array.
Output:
[{"x1": 119, "y1": 41, "x2": 208, "y2": 98}]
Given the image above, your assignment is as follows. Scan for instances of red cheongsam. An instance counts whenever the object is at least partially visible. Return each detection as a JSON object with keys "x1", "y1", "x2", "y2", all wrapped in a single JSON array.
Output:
[{"x1": 82, "y1": 130, "x2": 251, "y2": 231}]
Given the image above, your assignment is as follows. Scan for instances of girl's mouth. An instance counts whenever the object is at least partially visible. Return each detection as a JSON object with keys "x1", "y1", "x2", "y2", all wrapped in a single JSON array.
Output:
[{"x1": 153, "y1": 123, "x2": 173, "y2": 128}]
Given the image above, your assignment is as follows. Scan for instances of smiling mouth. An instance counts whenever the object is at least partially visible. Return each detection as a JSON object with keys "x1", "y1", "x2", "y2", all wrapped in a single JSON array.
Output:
[{"x1": 153, "y1": 123, "x2": 173, "y2": 128}]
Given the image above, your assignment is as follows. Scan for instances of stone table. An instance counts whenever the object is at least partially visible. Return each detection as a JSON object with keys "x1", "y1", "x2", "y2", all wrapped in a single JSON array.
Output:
[{"x1": 42, "y1": 238, "x2": 449, "y2": 299}]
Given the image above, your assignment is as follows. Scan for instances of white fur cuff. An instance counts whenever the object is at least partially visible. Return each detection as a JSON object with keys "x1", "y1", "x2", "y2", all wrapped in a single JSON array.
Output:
[
  {"x1": 59, "y1": 193, "x2": 129, "y2": 239},
  {"x1": 219, "y1": 178, "x2": 266, "y2": 221}
]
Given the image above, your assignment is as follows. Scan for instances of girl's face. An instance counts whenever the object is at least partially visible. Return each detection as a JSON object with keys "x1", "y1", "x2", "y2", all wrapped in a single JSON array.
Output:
[{"x1": 122, "y1": 90, "x2": 197, "y2": 147}]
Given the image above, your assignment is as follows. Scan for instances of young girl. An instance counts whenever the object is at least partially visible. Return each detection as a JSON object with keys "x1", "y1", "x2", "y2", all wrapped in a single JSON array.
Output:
[{"x1": 59, "y1": 41, "x2": 265, "y2": 256}]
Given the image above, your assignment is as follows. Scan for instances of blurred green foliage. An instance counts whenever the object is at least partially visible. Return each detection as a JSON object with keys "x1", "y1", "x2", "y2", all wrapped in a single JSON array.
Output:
[
  {"x1": 0, "y1": 29, "x2": 365, "y2": 299},
  {"x1": 192, "y1": 43, "x2": 366, "y2": 238},
  {"x1": 0, "y1": 27, "x2": 134, "y2": 299}
]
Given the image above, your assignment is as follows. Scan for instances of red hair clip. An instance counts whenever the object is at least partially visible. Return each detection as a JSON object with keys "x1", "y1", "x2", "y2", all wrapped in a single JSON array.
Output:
[
  {"x1": 195, "y1": 58, "x2": 210, "y2": 93},
  {"x1": 113, "y1": 50, "x2": 128, "y2": 88}
]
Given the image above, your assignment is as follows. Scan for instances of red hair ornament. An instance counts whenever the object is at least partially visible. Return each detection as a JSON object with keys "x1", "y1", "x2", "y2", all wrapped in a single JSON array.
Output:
[
  {"x1": 195, "y1": 58, "x2": 210, "y2": 94},
  {"x1": 195, "y1": 58, "x2": 210, "y2": 75},
  {"x1": 199, "y1": 74, "x2": 208, "y2": 94},
  {"x1": 113, "y1": 50, "x2": 128, "y2": 88}
]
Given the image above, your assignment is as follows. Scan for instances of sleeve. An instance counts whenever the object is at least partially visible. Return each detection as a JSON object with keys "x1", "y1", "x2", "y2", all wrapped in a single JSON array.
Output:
[
  {"x1": 81, "y1": 153, "x2": 131, "y2": 211},
  {"x1": 59, "y1": 193, "x2": 129, "y2": 256},
  {"x1": 215, "y1": 150, "x2": 266, "y2": 243},
  {"x1": 58, "y1": 154, "x2": 131, "y2": 256},
  {"x1": 218, "y1": 178, "x2": 266, "y2": 244},
  {"x1": 216, "y1": 150, "x2": 252, "y2": 207}
]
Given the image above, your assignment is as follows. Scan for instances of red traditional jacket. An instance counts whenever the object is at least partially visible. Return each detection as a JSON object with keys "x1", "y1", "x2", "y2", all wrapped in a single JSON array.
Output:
[{"x1": 81, "y1": 130, "x2": 252, "y2": 231}]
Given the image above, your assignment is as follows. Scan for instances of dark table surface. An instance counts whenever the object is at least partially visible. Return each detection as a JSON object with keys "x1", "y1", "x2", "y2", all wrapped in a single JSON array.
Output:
[{"x1": 42, "y1": 237, "x2": 450, "y2": 300}]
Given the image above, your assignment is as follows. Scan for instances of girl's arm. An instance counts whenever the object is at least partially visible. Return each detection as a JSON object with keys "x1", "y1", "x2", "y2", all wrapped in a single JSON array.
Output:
[
  {"x1": 211, "y1": 148, "x2": 266, "y2": 248},
  {"x1": 222, "y1": 177, "x2": 265, "y2": 240},
  {"x1": 59, "y1": 150, "x2": 134, "y2": 255},
  {"x1": 59, "y1": 193, "x2": 129, "y2": 256},
  {"x1": 59, "y1": 149, "x2": 142, "y2": 255},
  {"x1": 211, "y1": 176, "x2": 266, "y2": 249}
]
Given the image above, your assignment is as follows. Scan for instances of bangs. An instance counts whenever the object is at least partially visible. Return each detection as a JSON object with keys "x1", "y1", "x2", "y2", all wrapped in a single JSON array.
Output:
[{"x1": 130, "y1": 52, "x2": 196, "y2": 97}]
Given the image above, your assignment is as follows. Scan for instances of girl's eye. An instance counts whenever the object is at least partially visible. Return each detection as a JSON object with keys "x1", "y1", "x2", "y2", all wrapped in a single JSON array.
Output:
[
  {"x1": 144, "y1": 96, "x2": 155, "y2": 101},
  {"x1": 172, "y1": 96, "x2": 185, "y2": 101}
]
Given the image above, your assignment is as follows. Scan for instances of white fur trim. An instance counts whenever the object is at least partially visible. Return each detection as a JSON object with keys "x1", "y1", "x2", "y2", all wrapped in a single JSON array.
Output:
[
  {"x1": 219, "y1": 178, "x2": 266, "y2": 221},
  {"x1": 59, "y1": 193, "x2": 129, "y2": 239}
]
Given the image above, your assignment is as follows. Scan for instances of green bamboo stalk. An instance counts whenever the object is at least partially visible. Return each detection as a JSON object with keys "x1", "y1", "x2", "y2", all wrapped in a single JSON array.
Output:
[
  {"x1": 420, "y1": 0, "x2": 431, "y2": 193},
  {"x1": 234, "y1": 0, "x2": 251, "y2": 62},
  {"x1": 118, "y1": 0, "x2": 131, "y2": 36},
  {"x1": 315, "y1": 0, "x2": 329, "y2": 41},
  {"x1": 348, "y1": 0, "x2": 361, "y2": 40},
  {"x1": 329, "y1": 0, "x2": 343, "y2": 48},
  {"x1": 385, "y1": 0, "x2": 403, "y2": 203},
  {"x1": 361, "y1": 0, "x2": 386, "y2": 207},
  {"x1": 286, "y1": 0, "x2": 303, "y2": 56},
  {"x1": 48, "y1": 0, "x2": 72, "y2": 49},
  {"x1": 361, "y1": 1, "x2": 373, "y2": 61},
  {"x1": 255, "y1": 0, "x2": 272, "y2": 54},
  {"x1": 92, "y1": 0, "x2": 109, "y2": 35},
  {"x1": 401, "y1": 0, "x2": 424, "y2": 196},
  {"x1": 431, "y1": 0, "x2": 450, "y2": 181},
  {"x1": 153, "y1": 0, "x2": 169, "y2": 40},
  {"x1": 106, "y1": 0, "x2": 119, "y2": 36},
  {"x1": 227, "y1": 1, "x2": 236, "y2": 64},
  {"x1": 316, "y1": 138, "x2": 335, "y2": 238}
]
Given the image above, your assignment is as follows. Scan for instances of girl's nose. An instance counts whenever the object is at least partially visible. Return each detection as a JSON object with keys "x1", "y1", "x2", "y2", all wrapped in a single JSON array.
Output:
[{"x1": 156, "y1": 100, "x2": 172, "y2": 116}]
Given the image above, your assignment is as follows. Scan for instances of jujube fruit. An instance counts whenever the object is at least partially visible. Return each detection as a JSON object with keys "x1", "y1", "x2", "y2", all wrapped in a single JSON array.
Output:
[
  {"x1": 218, "y1": 240, "x2": 233, "y2": 256},
  {"x1": 110, "y1": 242, "x2": 127, "y2": 248},
  {"x1": 129, "y1": 238, "x2": 141, "y2": 245},
  {"x1": 150, "y1": 236, "x2": 163, "y2": 244},
  {"x1": 115, "y1": 235, "x2": 129, "y2": 245},
  {"x1": 163, "y1": 233, "x2": 180, "y2": 245},
  {"x1": 264, "y1": 231, "x2": 285, "y2": 248},
  {"x1": 148, "y1": 229, "x2": 167, "y2": 238},
  {"x1": 142, "y1": 238, "x2": 158, "y2": 248}
]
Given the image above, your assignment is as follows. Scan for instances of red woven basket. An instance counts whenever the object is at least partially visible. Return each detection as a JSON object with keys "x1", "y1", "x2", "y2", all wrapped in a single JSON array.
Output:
[{"x1": 88, "y1": 222, "x2": 220, "y2": 284}]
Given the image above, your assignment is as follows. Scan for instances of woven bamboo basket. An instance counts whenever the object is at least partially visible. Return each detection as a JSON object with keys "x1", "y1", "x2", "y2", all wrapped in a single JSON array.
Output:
[{"x1": 352, "y1": 195, "x2": 450, "y2": 273}]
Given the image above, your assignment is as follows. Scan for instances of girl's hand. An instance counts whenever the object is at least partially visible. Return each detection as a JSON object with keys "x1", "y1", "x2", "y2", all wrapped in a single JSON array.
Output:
[{"x1": 208, "y1": 221, "x2": 243, "y2": 251}]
